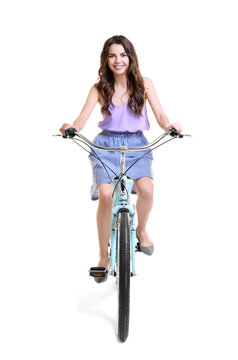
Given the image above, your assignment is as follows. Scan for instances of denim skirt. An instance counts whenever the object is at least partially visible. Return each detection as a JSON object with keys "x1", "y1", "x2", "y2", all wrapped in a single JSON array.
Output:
[{"x1": 89, "y1": 130, "x2": 153, "y2": 200}]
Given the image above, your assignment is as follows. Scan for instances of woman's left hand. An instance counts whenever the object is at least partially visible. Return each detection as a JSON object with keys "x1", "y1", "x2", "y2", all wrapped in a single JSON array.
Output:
[{"x1": 166, "y1": 122, "x2": 182, "y2": 133}]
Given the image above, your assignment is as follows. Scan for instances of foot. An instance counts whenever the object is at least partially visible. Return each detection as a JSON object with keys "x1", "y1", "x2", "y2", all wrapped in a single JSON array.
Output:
[
  {"x1": 136, "y1": 229, "x2": 154, "y2": 256},
  {"x1": 97, "y1": 256, "x2": 110, "y2": 269},
  {"x1": 93, "y1": 270, "x2": 108, "y2": 284},
  {"x1": 92, "y1": 257, "x2": 109, "y2": 284},
  {"x1": 136, "y1": 229, "x2": 152, "y2": 247}
]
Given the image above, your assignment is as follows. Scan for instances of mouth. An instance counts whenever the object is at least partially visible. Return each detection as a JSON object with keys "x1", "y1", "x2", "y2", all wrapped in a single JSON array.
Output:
[{"x1": 114, "y1": 65, "x2": 124, "y2": 70}]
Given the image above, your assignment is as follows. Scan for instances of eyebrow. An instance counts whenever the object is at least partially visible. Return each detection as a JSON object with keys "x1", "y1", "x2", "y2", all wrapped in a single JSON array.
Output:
[{"x1": 108, "y1": 52, "x2": 127, "y2": 55}]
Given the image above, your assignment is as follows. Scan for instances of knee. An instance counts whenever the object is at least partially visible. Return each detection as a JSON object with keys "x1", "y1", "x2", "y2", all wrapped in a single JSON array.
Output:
[
  {"x1": 135, "y1": 178, "x2": 154, "y2": 201},
  {"x1": 139, "y1": 186, "x2": 153, "y2": 201},
  {"x1": 98, "y1": 184, "x2": 113, "y2": 206}
]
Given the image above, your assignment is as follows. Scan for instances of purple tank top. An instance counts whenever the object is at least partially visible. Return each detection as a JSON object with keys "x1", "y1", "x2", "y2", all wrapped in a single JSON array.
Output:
[{"x1": 98, "y1": 102, "x2": 150, "y2": 132}]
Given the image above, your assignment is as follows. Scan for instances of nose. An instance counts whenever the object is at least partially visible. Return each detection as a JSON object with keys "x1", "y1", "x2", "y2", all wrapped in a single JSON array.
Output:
[{"x1": 115, "y1": 55, "x2": 122, "y2": 63}]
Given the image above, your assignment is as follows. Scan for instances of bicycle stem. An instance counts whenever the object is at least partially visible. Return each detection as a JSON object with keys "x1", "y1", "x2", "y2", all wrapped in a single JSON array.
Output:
[{"x1": 119, "y1": 147, "x2": 127, "y2": 174}]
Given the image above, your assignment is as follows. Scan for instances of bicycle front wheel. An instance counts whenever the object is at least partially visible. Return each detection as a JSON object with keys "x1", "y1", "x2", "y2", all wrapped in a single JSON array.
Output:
[{"x1": 117, "y1": 210, "x2": 131, "y2": 342}]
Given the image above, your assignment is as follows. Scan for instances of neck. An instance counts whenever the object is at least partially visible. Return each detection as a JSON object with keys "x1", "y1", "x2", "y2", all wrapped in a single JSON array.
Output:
[{"x1": 113, "y1": 74, "x2": 127, "y2": 88}]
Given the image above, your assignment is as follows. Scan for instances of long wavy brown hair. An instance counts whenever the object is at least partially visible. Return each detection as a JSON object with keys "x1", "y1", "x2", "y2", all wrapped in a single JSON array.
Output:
[{"x1": 95, "y1": 35, "x2": 145, "y2": 117}]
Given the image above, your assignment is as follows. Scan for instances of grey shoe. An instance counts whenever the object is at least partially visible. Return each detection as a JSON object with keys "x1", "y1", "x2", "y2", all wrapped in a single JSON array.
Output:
[
  {"x1": 94, "y1": 272, "x2": 108, "y2": 283},
  {"x1": 137, "y1": 236, "x2": 154, "y2": 256}
]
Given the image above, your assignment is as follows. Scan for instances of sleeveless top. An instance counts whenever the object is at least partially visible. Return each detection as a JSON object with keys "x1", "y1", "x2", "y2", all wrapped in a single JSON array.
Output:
[{"x1": 98, "y1": 101, "x2": 150, "y2": 132}]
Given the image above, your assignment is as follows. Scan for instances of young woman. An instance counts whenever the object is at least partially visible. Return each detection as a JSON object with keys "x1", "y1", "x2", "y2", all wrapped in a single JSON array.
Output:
[{"x1": 60, "y1": 35, "x2": 182, "y2": 273}]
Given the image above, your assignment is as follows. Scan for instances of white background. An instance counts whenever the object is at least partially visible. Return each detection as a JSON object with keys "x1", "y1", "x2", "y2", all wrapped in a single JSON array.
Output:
[{"x1": 1, "y1": 0, "x2": 238, "y2": 358}]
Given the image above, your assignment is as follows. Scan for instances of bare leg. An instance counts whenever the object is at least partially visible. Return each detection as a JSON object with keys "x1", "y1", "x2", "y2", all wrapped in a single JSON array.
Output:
[
  {"x1": 96, "y1": 183, "x2": 113, "y2": 268},
  {"x1": 134, "y1": 177, "x2": 154, "y2": 246}
]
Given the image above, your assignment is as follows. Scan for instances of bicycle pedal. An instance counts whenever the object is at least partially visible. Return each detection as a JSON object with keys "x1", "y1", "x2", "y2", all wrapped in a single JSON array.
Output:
[
  {"x1": 135, "y1": 241, "x2": 142, "y2": 252},
  {"x1": 89, "y1": 267, "x2": 108, "y2": 278}
]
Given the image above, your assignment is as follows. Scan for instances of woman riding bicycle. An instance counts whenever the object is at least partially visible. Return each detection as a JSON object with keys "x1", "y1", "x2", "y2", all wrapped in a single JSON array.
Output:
[{"x1": 60, "y1": 35, "x2": 182, "y2": 271}]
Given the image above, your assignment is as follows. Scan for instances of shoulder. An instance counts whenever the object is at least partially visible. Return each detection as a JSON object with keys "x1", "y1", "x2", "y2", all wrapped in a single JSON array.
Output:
[
  {"x1": 92, "y1": 83, "x2": 103, "y2": 105},
  {"x1": 143, "y1": 77, "x2": 153, "y2": 88},
  {"x1": 91, "y1": 83, "x2": 99, "y2": 96},
  {"x1": 88, "y1": 83, "x2": 102, "y2": 105},
  {"x1": 143, "y1": 77, "x2": 154, "y2": 96}
]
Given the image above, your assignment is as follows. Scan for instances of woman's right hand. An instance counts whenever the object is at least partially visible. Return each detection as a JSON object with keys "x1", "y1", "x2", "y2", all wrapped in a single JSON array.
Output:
[{"x1": 60, "y1": 123, "x2": 75, "y2": 135}]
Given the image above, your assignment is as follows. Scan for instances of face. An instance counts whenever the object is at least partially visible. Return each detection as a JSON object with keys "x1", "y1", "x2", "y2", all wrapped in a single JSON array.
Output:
[{"x1": 107, "y1": 43, "x2": 130, "y2": 76}]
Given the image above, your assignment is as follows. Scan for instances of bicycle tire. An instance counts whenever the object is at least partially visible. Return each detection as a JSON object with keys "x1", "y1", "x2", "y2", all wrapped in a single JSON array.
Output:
[{"x1": 117, "y1": 210, "x2": 130, "y2": 342}]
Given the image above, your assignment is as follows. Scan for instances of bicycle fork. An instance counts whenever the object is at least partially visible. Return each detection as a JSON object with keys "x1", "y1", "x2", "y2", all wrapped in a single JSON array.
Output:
[{"x1": 110, "y1": 205, "x2": 136, "y2": 277}]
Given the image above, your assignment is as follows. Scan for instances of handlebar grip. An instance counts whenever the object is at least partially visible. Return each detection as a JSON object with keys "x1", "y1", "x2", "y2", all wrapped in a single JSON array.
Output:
[
  {"x1": 169, "y1": 128, "x2": 183, "y2": 138},
  {"x1": 64, "y1": 127, "x2": 77, "y2": 138}
]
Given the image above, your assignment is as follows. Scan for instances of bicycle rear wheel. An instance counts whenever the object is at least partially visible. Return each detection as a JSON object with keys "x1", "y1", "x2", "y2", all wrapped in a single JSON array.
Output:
[{"x1": 117, "y1": 210, "x2": 130, "y2": 342}]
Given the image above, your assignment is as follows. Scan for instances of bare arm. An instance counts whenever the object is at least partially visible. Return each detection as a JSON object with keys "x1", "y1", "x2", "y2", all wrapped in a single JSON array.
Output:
[
  {"x1": 144, "y1": 77, "x2": 182, "y2": 132},
  {"x1": 60, "y1": 84, "x2": 99, "y2": 134}
]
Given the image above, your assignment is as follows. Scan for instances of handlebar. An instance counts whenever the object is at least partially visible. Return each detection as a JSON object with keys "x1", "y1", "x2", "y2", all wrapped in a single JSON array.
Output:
[
  {"x1": 61, "y1": 127, "x2": 189, "y2": 152},
  {"x1": 54, "y1": 127, "x2": 191, "y2": 196}
]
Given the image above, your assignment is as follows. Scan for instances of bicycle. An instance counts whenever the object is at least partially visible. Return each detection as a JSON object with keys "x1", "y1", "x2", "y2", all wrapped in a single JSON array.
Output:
[{"x1": 55, "y1": 127, "x2": 190, "y2": 342}]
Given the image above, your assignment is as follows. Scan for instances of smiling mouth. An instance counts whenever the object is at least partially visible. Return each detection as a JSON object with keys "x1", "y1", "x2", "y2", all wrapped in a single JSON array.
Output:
[{"x1": 114, "y1": 65, "x2": 124, "y2": 69}]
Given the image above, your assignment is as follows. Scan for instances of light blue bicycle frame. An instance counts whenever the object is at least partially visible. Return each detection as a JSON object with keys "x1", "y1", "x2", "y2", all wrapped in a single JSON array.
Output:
[
  {"x1": 110, "y1": 172, "x2": 136, "y2": 277},
  {"x1": 67, "y1": 131, "x2": 183, "y2": 277}
]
